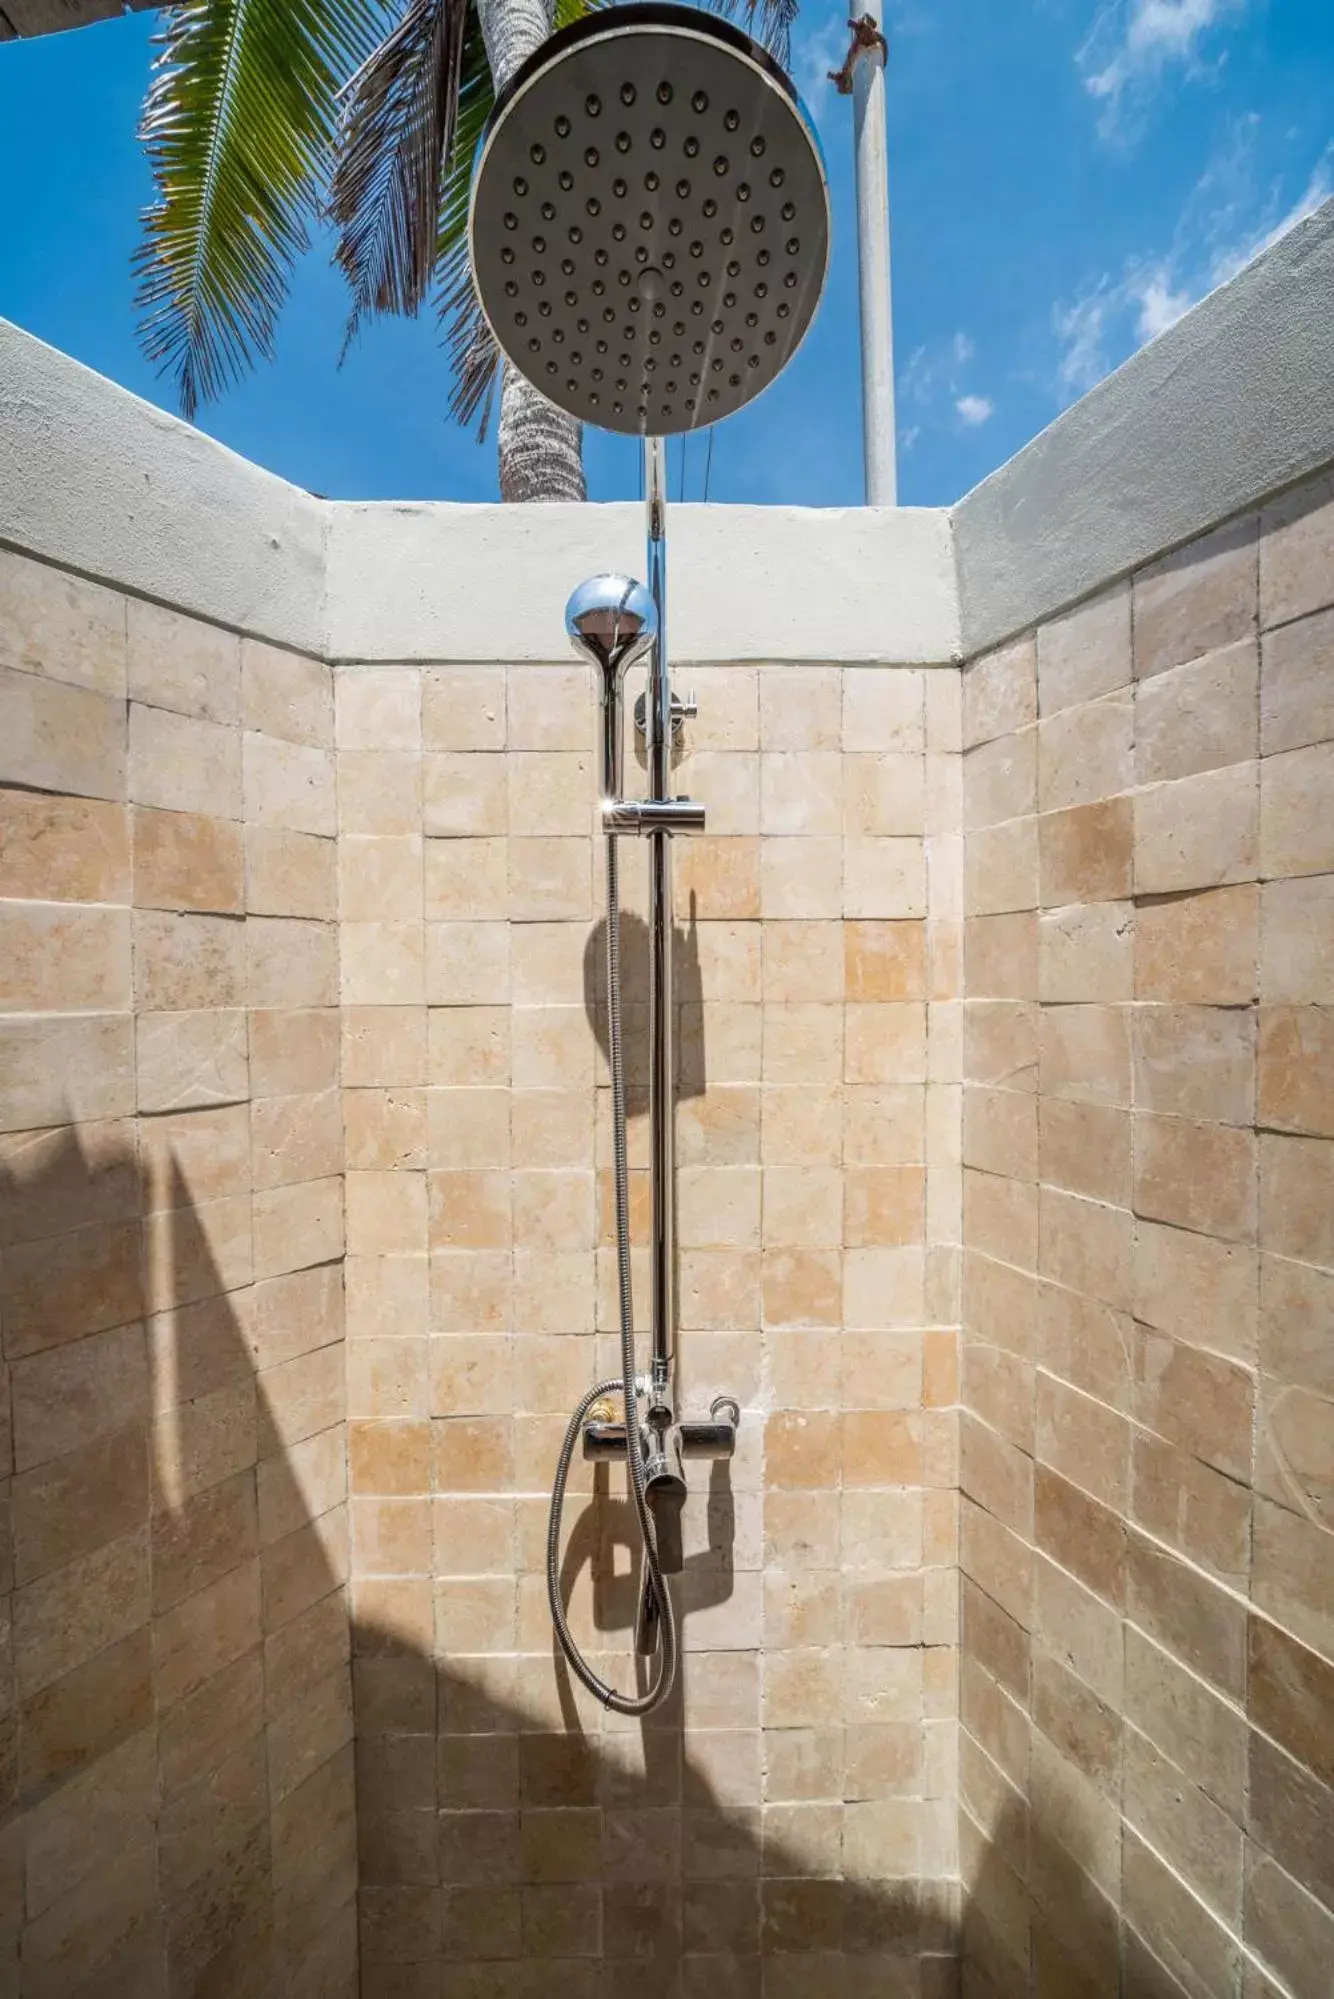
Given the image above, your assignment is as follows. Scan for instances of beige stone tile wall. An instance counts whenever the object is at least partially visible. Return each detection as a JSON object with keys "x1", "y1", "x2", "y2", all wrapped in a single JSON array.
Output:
[
  {"x1": 958, "y1": 472, "x2": 1334, "y2": 1997},
  {"x1": 338, "y1": 657, "x2": 964, "y2": 1993},
  {"x1": 0, "y1": 548, "x2": 354, "y2": 1994}
]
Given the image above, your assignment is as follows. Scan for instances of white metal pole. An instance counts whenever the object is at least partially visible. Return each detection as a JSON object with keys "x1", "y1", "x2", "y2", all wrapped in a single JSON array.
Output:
[{"x1": 847, "y1": 27, "x2": 897, "y2": 504}]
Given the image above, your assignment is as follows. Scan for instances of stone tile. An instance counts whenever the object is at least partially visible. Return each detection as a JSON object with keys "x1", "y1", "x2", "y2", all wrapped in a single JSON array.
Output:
[
  {"x1": 1137, "y1": 883, "x2": 1257, "y2": 1004},
  {"x1": 1244, "y1": 1847, "x2": 1334, "y2": 1999},
  {"x1": 247, "y1": 914, "x2": 338, "y2": 1007},
  {"x1": 19, "y1": 1622, "x2": 154, "y2": 1803},
  {"x1": 244, "y1": 732, "x2": 336, "y2": 840},
  {"x1": 1127, "y1": 1530, "x2": 1247, "y2": 1700},
  {"x1": 842, "y1": 665, "x2": 926, "y2": 753},
  {"x1": 1038, "y1": 1003, "x2": 1130, "y2": 1106},
  {"x1": 1135, "y1": 639, "x2": 1258, "y2": 782},
  {"x1": 964, "y1": 912, "x2": 1037, "y2": 1000},
  {"x1": 1133, "y1": 1004, "x2": 1254, "y2": 1124},
  {"x1": 1131, "y1": 1427, "x2": 1250, "y2": 1590},
  {"x1": 339, "y1": 749, "x2": 422, "y2": 835},
  {"x1": 1248, "y1": 1726, "x2": 1334, "y2": 1911},
  {"x1": 760, "y1": 665, "x2": 842, "y2": 749},
  {"x1": 964, "y1": 637, "x2": 1036, "y2": 750},
  {"x1": 0, "y1": 900, "x2": 131, "y2": 1012},
  {"x1": 128, "y1": 701, "x2": 241, "y2": 818},
  {"x1": 1038, "y1": 690, "x2": 1133, "y2": 811},
  {"x1": 1261, "y1": 603, "x2": 1334, "y2": 755},
  {"x1": 1252, "y1": 1491, "x2": 1334, "y2": 1660},
  {"x1": 1124, "y1": 1623, "x2": 1246, "y2": 1818},
  {"x1": 127, "y1": 599, "x2": 240, "y2": 724},
  {"x1": 0, "y1": 788, "x2": 129, "y2": 903},
  {"x1": 335, "y1": 666, "x2": 422, "y2": 752},
  {"x1": 0, "y1": 663, "x2": 126, "y2": 801},
  {"x1": 1135, "y1": 762, "x2": 1258, "y2": 895},
  {"x1": 1260, "y1": 740, "x2": 1334, "y2": 877},
  {"x1": 1038, "y1": 901, "x2": 1132, "y2": 1003},
  {"x1": 1124, "y1": 1724, "x2": 1243, "y2": 1924},
  {"x1": 1135, "y1": 1219, "x2": 1256, "y2": 1364},
  {"x1": 421, "y1": 665, "x2": 507, "y2": 750},
  {"x1": 1259, "y1": 1250, "x2": 1334, "y2": 1397},
  {"x1": 0, "y1": 547, "x2": 127, "y2": 694},
  {"x1": 132, "y1": 803, "x2": 243, "y2": 914},
  {"x1": 241, "y1": 639, "x2": 332, "y2": 746},
  {"x1": 1249, "y1": 1613, "x2": 1334, "y2": 1792},
  {"x1": 0, "y1": 1013, "x2": 135, "y2": 1134},
  {"x1": 246, "y1": 825, "x2": 336, "y2": 919},
  {"x1": 135, "y1": 1007, "x2": 247, "y2": 1113},
  {"x1": 1133, "y1": 1324, "x2": 1254, "y2": 1481},
  {"x1": 840, "y1": 751, "x2": 924, "y2": 839},
  {"x1": 1037, "y1": 583, "x2": 1131, "y2": 714},
  {"x1": 760, "y1": 752, "x2": 842, "y2": 836},
  {"x1": 1261, "y1": 874, "x2": 1334, "y2": 1005},
  {"x1": 12, "y1": 1320, "x2": 149, "y2": 1472},
  {"x1": 1033, "y1": 1550, "x2": 1119, "y2": 1708},
  {"x1": 965, "y1": 817, "x2": 1037, "y2": 916},
  {"x1": 1258, "y1": 1003, "x2": 1334, "y2": 1136},
  {"x1": 1260, "y1": 470, "x2": 1334, "y2": 629},
  {"x1": 963, "y1": 728, "x2": 1036, "y2": 830},
  {"x1": 133, "y1": 906, "x2": 244, "y2": 1011},
  {"x1": 1134, "y1": 513, "x2": 1257, "y2": 680},
  {"x1": 1134, "y1": 1113, "x2": 1256, "y2": 1244},
  {"x1": 1039, "y1": 1097, "x2": 1130, "y2": 1205},
  {"x1": 1260, "y1": 1131, "x2": 1334, "y2": 1267},
  {"x1": 14, "y1": 1524, "x2": 150, "y2": 1696},
  {"x1": 1038, "y1": 798, "x2": 1132, "y2": 906}
]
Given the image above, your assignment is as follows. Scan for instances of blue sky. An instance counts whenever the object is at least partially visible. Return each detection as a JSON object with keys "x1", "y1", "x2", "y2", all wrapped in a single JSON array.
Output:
[{"x1": 0, "y1": 0, "x2": 1330, "y2": 506}]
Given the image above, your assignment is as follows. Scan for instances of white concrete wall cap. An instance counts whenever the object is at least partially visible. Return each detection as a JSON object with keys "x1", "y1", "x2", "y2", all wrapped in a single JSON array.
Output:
[
  {"x1": 0, "y1": 319, "x2": 327, "y2": 656},
  {"x1": 323, "y1": 498, "x2": 959, "y2": 664}
]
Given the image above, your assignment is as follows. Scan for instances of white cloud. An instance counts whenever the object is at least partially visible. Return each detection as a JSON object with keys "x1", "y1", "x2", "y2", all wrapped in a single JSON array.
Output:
[
  {"x1": 955, "y1": 394, "x2": 994, "y2": 427},
  {"x1": 1079, "y1": 0, "x2": 1244, "y2": 136},
  {"x1": 1051, "y1": 131, "x2": 1333, "y2": 404},
  {"x1": 1130, "y1": 265, "x2": 1193, "y2": 340},
  {"x1": 1209, "y1": 149, "x2": 1334, "y2": 286},
  {"x1": 1053, "y1": 283, "x2": 1116, "y2": 398},
  {"x1": 952, "y1": 332, "x2": 975, "y2": 365},
  {"x1": 899, "y1": 334, "x2": 997, "y2": 438}
]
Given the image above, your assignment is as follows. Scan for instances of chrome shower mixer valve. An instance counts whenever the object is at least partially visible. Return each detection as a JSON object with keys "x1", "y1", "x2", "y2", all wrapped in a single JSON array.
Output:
[{"x1": 468, "y1": 0, "x2": 829, "y2": 1713}]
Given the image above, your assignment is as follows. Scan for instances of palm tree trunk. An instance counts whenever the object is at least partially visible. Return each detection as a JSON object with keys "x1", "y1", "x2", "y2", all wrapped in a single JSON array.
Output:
[{"x1": 478, "y1": 0, "x2": 587, "y2": 501}]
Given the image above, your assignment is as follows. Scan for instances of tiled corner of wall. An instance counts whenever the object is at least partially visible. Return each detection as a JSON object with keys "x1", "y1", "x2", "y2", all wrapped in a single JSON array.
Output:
[{"x1": 958, "y1": 470, "x2": 1334, "y2": 1998}]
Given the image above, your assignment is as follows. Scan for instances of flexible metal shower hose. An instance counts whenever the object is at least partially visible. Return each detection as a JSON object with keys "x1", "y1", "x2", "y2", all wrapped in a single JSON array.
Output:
[{"x1": 545, "y1": 830, "x2": 679, "y2": 1714}]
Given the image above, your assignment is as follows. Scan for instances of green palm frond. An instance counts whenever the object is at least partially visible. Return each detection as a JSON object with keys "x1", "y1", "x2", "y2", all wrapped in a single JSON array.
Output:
[
  {"x1": 136, "y1": 0, "x2": 387, "y2": 418},
  {"x1": 709, "y1": 0, "x2": 799, "y2": 74},
  {"x1": 329, "y1": 0, "x2": 470, "y2": 345}
]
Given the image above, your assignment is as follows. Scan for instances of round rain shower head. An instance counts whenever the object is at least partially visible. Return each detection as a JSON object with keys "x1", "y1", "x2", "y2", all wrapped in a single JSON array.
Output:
[{"x1": 469, "y1": 2, "x2": 830, "y2": 437}]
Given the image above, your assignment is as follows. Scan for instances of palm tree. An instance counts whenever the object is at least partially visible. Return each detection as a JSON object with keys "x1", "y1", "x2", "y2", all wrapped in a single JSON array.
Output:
[{"x1": 133, "y1": 0, "x2": 795, "y2": 501}]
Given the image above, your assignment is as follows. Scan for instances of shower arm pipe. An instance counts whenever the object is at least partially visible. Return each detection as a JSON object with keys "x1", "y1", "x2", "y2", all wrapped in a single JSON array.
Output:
[{"x1": 644, "y1": 433, "x2": 674, "y2": 1404}]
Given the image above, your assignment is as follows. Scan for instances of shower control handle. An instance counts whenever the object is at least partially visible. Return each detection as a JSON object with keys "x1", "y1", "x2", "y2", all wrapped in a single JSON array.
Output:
[{"x1": 601, "y1": 798, "x2": 706, "y2": 835}]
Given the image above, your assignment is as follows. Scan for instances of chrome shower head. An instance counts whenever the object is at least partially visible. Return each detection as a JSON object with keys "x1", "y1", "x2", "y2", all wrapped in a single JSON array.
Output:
[
  {"x1": 566, "y1": 571, "x2": 657, "y2": 679},
  {"x1": 566, "y1": 572, "x2": 656, "y2": 797},
  {"x1": 469, "y1": 1, "x2": 830, "y2": 437}
]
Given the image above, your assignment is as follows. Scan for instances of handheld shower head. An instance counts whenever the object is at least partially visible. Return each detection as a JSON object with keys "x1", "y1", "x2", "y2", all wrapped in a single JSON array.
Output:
[
  {"x1": 566, "y1": 572, "x2": 656, "y2": 797},
  {"x1": 566, "y1": 571, "x2": 657, "y2": 680}
]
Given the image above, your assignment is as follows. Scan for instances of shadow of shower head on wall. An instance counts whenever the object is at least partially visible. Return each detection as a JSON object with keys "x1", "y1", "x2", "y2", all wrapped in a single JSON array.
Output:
[{"x1": 469, "y1": 2, "x2": 830, "y2": 439}]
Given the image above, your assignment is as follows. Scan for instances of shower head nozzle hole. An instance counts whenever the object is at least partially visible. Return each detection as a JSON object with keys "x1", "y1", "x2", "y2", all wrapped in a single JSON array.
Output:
[
  {"x1": 692, "y1": 89, "x2": 708, "y2": 112},
  {"x1": 585, "y1": 92, "x2": 601, "y2": 116}
]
